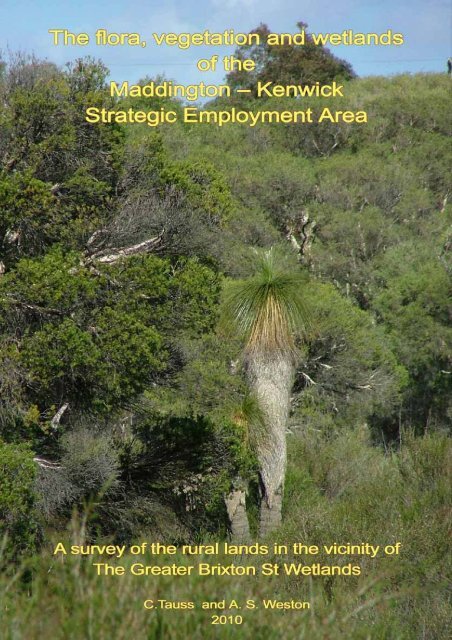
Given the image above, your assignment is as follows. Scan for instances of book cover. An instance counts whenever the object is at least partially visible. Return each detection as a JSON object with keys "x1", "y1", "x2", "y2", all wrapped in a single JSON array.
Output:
[{"x1": 0, "y1": 2, "x2": 450, "y2": 638}]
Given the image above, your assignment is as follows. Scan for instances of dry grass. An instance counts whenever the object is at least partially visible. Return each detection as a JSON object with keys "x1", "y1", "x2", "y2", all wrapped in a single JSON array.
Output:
[{"x1": 1, "y1": 426, "x2": 450, "y2": 639}]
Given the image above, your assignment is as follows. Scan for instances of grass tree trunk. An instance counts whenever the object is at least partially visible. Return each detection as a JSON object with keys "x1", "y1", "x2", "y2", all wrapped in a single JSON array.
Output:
[
  {"x1": 246, "y1": 353, "x2": 294, "y2": 536},
  {"x1": 225, "y1": 487, "x2": 251, "y2": 541},
  {"x1": 223, "y1": 247, "x2": 308, "y2": 536}
]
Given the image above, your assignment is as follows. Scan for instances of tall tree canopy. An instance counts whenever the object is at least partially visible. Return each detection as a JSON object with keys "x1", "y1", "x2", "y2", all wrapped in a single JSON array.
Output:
[{"x1": 226, "y1": 21, "x2": 355, "y2": 96}]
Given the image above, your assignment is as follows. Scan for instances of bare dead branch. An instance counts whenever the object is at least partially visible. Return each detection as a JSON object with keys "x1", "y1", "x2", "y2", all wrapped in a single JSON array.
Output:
[
  {"x1": 33, "y1": 457, "x2": 62, "y2": 470},
  {"x1": 50, "y1": 402, "x2": 69, "y2": 431},
  {"x1": 285, "y1": 210, "x2": 316, "y2": 260},
  {"x1": 301, "y1": 372, "x2": 317, "y2": 386},
  {"x1": 86, "y1": 228, "x2": 108, "y2": 247},
  {"x1": 84, "y1": 231, "x2": 165, "y2": 265}
]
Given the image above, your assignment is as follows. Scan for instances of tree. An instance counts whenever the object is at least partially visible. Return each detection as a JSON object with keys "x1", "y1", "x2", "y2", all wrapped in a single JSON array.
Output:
[
  {"x1": 0, "y1": 54, "x2": 121, "y2": 271},
  {"x1": 226, "y1": 22, "x2": 355, "y2": 98},
  {"x1": 0, "y1": 248, "x2": 222, "y2": 439},
  {"x1": 223, "y1": 249, "x2": 309, "y2": 535}
]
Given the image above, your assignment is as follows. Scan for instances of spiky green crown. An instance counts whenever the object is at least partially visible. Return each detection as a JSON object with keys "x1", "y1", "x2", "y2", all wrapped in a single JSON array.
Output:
[{"x1": 223, "y1": 249, "x2": 310, "y2": 355}]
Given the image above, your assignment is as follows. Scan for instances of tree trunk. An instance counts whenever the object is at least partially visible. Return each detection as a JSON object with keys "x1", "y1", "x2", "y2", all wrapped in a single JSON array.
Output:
[
  {"x1": 259, "y1": 486, "x2": 283, "y2": 534},
  {"x1": 225, "y1": 488, "x2": 251, "y2": 541},
  {"x1": 245, "y1": 353, "x2": 293, "y2": 536}
]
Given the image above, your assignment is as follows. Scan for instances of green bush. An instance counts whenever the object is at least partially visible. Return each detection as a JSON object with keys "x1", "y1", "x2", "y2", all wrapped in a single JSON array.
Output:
[{"x1": 0, "y1": 440, "x2": 37, "y2": 558}]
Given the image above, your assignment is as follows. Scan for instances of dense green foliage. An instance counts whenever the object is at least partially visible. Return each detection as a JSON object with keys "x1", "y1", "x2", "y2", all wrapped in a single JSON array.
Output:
[
  {"x1": 0, "y1": 440, "x2": 37, "y2": 558},
  {"x1": 226, "y1": 22, "x2": 355, "y2": 97},
  {"x1": 171, "y1": 72, "x2": 451, "y2": 437},
  {"x1": 0, "y1": 47, "x2": 450, "y2": 639}
]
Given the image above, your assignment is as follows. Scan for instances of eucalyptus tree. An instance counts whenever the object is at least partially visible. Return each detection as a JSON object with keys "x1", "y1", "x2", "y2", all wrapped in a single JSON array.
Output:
[{"x1": 224, "y1": 248, "x2": 309, "y2": 535}]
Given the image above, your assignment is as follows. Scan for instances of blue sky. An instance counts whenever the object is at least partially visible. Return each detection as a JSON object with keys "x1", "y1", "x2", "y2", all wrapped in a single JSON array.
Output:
[{"x1": 0, "y1": 0, "x2": 450, "y2": 86}]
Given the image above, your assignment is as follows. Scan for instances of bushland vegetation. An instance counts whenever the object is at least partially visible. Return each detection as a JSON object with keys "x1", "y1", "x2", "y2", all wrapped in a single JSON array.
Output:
[{"x1": 0, "y1": 32, "x2": 450, "y2": 638}]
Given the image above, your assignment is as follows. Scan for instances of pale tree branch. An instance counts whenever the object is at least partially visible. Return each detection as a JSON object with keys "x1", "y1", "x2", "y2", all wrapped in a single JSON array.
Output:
[
  {"x1": 33, "y1": 457, "x2": 62, "y2": 470},
  {"x1": 50, "y1": 402, "x2": 69, "y2": 431},
  {"x1": 84, "y1": 231, "x2": 165, "y2": 265},
  {"x1": 285, "y1": 210, "x2": 316, "y2": 261}
]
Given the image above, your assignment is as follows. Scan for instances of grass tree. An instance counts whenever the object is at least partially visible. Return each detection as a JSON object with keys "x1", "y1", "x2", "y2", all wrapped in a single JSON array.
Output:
[{"x1": 224, "y1": 248, "x2": 309, "y2": 536}]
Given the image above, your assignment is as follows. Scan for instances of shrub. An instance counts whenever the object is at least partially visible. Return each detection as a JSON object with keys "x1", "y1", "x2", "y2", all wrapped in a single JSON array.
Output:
[{"x1": 0, "y1": 440, "x2": 37, "y2": 558}]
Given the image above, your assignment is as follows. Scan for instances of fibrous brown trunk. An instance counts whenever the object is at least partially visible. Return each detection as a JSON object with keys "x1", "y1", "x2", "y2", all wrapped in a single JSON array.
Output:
[
  {"x1": 245, "y1": 353, "x2": 293, "y2": 536},
  {"x1": 259, "y1": 487, "x2": 283, "y2": 533},
  {"x1": 225, "y1": 488, "x2": 251, "y2": 541}
]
